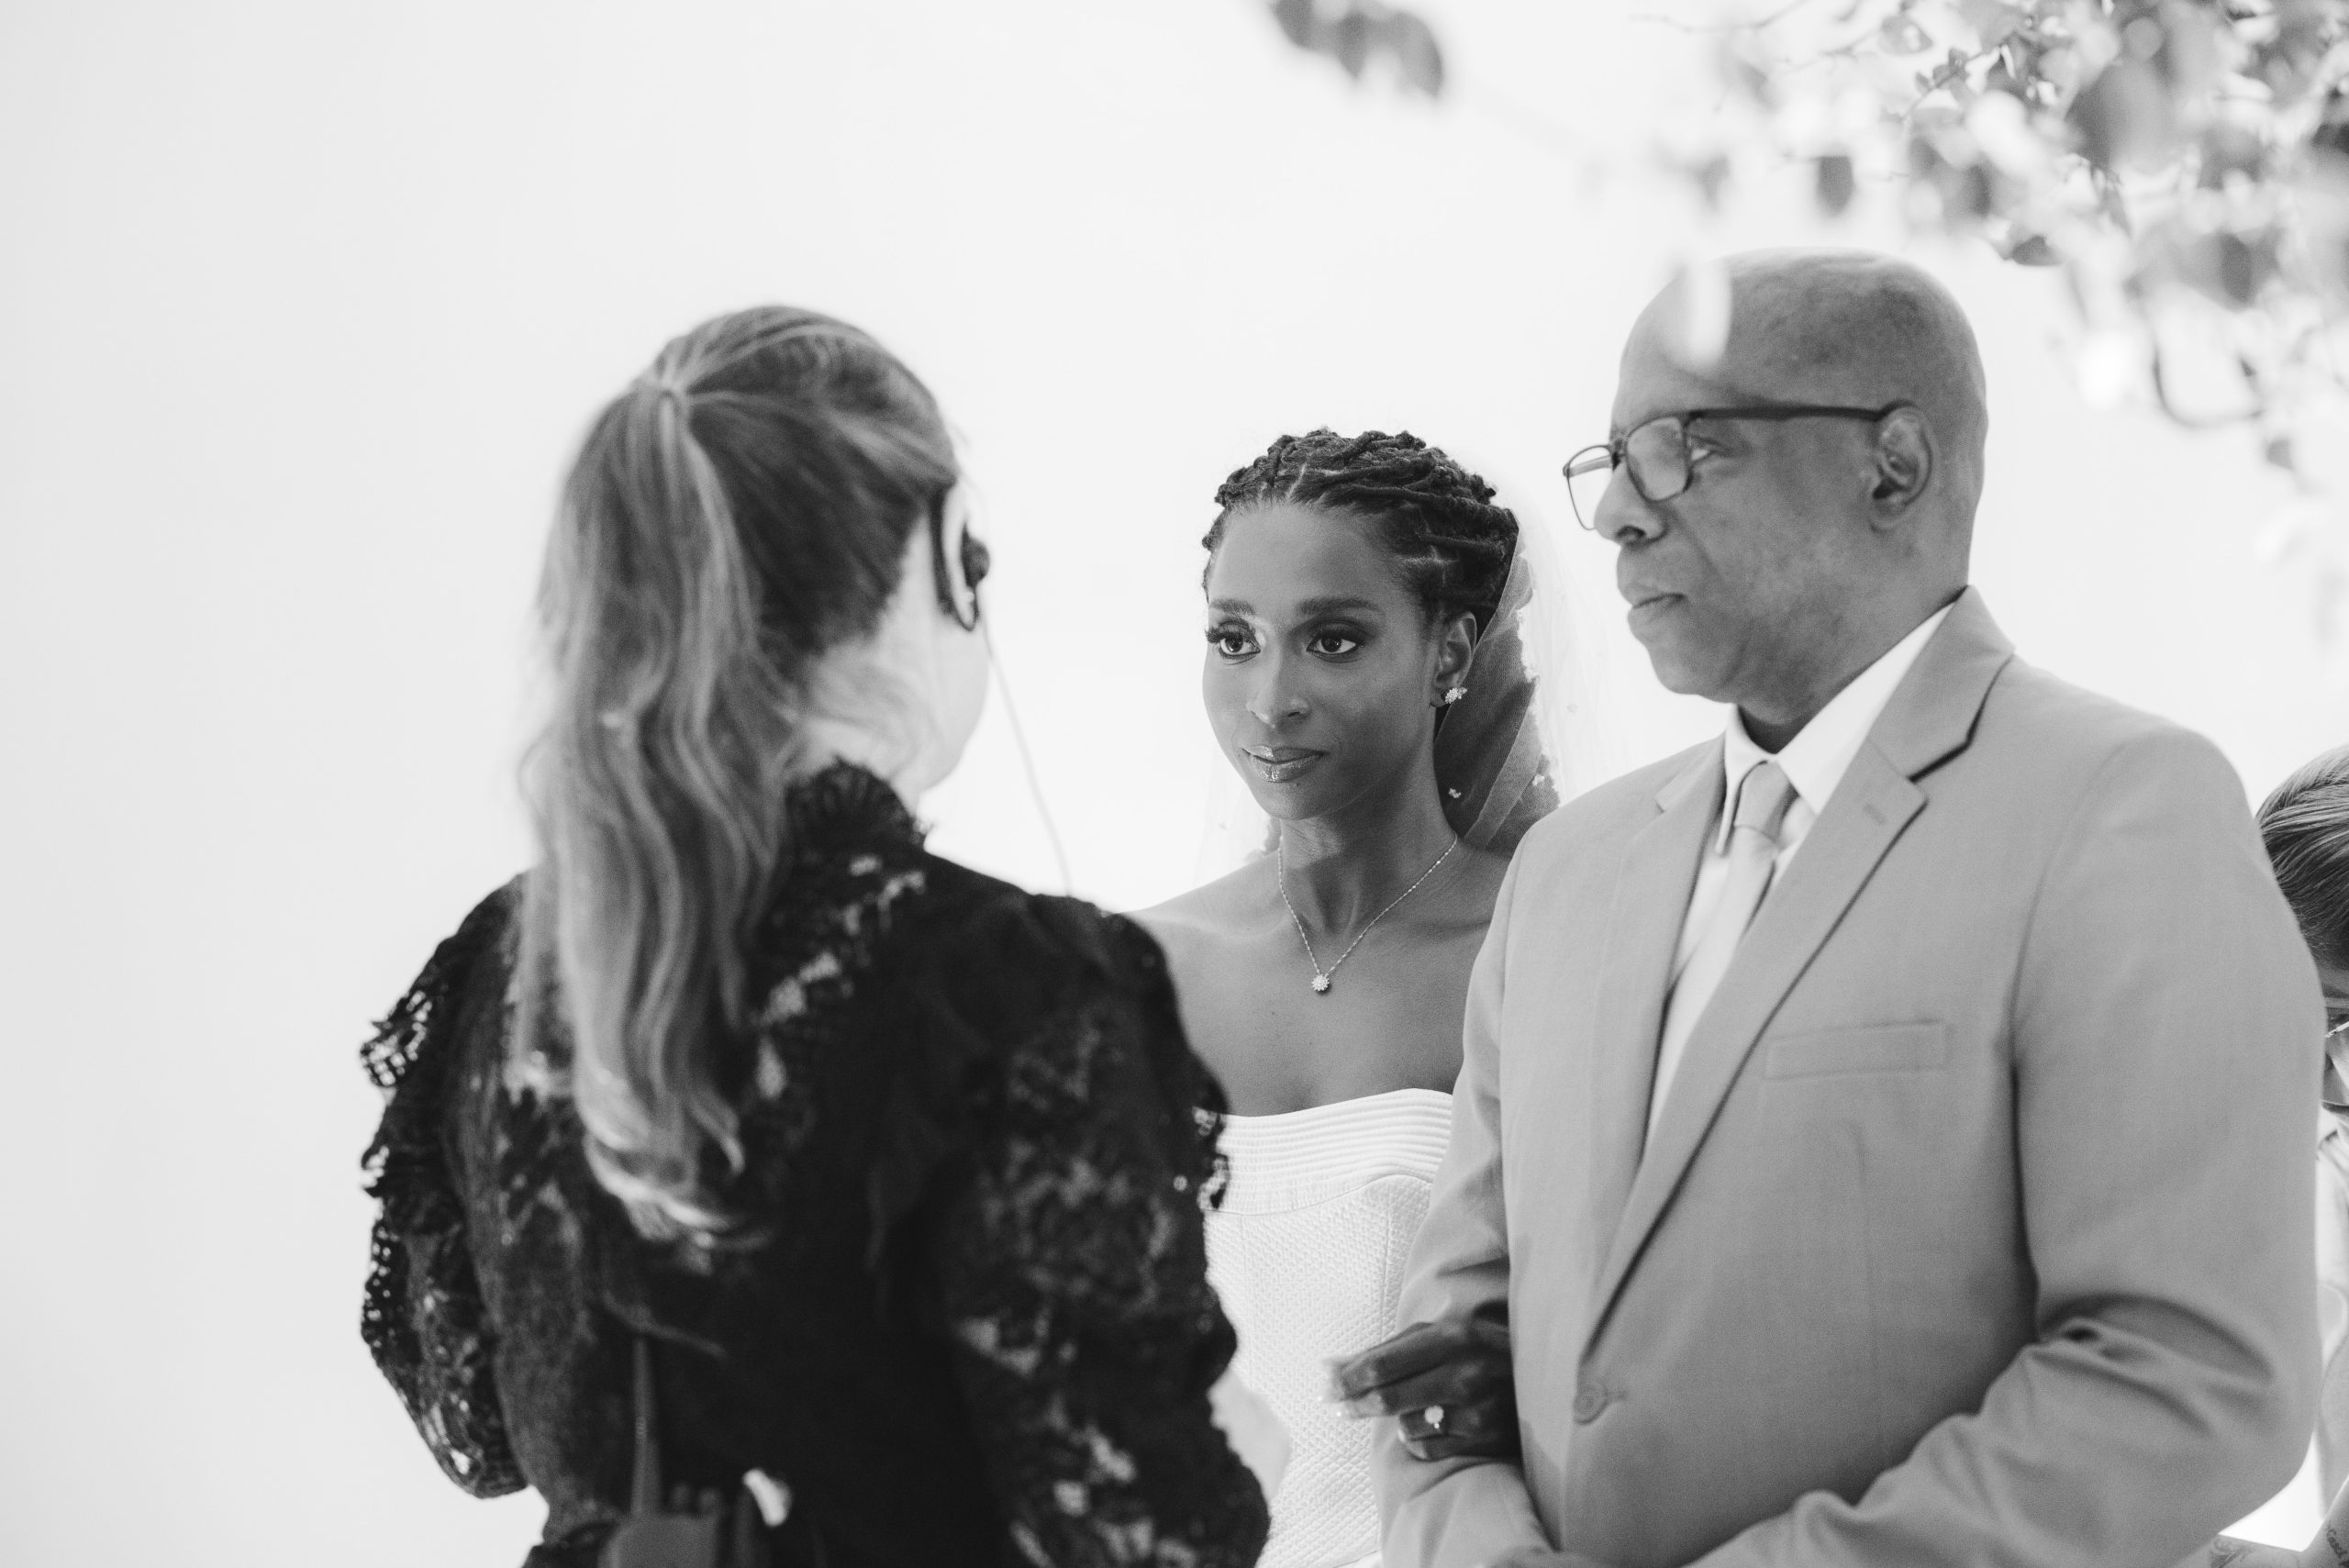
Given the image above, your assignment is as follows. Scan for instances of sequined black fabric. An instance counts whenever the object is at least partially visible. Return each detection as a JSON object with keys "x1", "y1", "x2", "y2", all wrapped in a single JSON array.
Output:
[{"x1": 359, "y1": 764, "x2": 1266, "y2": 1568}]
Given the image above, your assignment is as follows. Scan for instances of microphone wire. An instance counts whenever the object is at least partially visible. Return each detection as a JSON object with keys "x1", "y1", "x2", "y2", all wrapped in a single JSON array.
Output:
[{"x1": 983, "y1": 621, "x2": 1074, "y2": 895}]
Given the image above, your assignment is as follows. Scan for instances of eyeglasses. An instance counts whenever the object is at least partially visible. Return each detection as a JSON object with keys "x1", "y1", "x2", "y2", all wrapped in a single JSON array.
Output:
[
  {"x1": 930, "y1": 490, "x2": 989, "y2": 631},
  {"x1": 1562, "y1": 403, "x2": 1909, "y2": 531}
]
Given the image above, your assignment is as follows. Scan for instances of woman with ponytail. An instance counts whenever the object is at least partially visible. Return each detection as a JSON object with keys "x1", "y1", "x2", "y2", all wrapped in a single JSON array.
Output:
[{"x1": 359, "y1": 307, "x2": 1274, "y2": 1568}]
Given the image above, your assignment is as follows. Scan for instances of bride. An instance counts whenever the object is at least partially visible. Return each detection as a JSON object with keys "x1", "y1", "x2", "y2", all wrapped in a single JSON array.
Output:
[{"x1": 1137, "y1": 428, "x2": 1572, "y2": 1568}]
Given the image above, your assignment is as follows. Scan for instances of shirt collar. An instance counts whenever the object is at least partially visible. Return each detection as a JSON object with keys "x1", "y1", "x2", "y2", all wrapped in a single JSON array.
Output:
[{"x1": 1715, "y1": 603, "x2": 1955, "y2": 852}]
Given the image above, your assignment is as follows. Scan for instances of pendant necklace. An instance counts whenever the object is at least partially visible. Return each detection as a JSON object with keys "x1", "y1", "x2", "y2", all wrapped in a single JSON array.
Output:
[{"x1": 1277, "y1": 833, "x2": 1461, "y2": 995}]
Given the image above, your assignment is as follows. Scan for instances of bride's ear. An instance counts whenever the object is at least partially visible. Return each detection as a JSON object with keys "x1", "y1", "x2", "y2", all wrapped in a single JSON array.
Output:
[{"x1": 1430, "y1": 609, "x2": 1480, "y2": 706}]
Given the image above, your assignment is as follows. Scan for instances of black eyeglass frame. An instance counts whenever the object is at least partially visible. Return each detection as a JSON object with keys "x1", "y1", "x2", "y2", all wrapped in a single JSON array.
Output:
[
  {"x1": 929, "y1": 490, "x2": 989, "y2": 631},
  {"x1": 1562, "y1": 402, "x2": 1910, "y2": 531}
]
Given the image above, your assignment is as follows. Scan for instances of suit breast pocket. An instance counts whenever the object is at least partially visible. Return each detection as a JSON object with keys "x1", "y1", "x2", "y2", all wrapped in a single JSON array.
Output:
[{"x1": 1762, "y1": 1021, "x2": 1949, "y2": 1080}]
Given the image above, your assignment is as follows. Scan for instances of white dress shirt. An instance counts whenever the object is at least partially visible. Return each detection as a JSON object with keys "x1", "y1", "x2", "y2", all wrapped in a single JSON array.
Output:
[{"x1": 1646, "y1": 604, "x2": 1956, "y2": 1135}]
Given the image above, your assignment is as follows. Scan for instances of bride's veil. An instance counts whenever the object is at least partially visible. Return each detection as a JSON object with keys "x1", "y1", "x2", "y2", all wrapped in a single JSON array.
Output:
[{"x1": 1193, "y1": 491, "x2": 1624, "y2": 880}]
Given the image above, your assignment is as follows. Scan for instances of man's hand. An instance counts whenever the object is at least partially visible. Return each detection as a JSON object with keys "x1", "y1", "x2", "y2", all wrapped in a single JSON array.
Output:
[
  {"x1": 1479, "y1": 1549, "x2": 1618, "y2": 1568},
  {"x1": 2202, "y1": 1536, "x2": 2299, "y2": 1568},
  {"x1": 1326, "y1": 1312, "x2": 1516, "y2": 1461}
]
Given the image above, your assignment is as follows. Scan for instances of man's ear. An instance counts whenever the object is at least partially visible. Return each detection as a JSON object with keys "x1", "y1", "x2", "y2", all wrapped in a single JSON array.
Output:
[{"x1": 1869, "y1": 408, "x2": 1933, "y2": 519}]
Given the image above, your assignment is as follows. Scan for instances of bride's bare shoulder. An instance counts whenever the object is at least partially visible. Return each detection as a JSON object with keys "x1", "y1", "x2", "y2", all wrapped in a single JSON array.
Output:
[{"x1": 1130, "y1": 859, "x2": 1275, "y2": 944}]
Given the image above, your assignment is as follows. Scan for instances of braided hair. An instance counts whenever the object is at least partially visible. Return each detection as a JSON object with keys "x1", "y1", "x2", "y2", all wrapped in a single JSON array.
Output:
[{"x1": 1205, "y1": 428, "x2": 1520, "y2": 636}]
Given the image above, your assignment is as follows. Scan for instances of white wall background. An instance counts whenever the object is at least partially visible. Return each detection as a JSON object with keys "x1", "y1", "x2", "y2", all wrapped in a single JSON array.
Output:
[{"x1": 4, "y1": 2, "x2": 2343, "y2": 1562}]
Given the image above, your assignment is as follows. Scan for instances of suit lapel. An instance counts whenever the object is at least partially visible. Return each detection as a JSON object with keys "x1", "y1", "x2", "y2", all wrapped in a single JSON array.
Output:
[
  {"x1": 1582, "y1": 587, "x2": 2019, "y2": 1347},
  {"x1": 1586, "y1": 747, "x2": 1923, "y2": 1340},
  {"x1": 1581, "y1": 744, "x2": 1720, "y2": 1258}
]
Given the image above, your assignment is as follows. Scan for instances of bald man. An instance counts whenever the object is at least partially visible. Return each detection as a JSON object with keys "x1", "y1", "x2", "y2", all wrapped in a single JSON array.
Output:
[{"x1": 1345, "y1": 250, "x2": 2321, "y2": 1567}]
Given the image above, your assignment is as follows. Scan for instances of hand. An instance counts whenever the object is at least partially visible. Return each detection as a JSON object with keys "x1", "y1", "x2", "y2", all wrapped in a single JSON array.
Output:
[
  {"x1": 1479, "y1": 1549, "x2": 1619, "y2": 1568},
  {"x1": 2204, "y1": 1537, "x2": 2299, "y2": 1568},
  {"x1": 2310, "y1": 1518, "x2": 2349, "y2": 1568},
  {"x1": 1326, "y1": 1311, "x2": 1516, "y2": 1462}
]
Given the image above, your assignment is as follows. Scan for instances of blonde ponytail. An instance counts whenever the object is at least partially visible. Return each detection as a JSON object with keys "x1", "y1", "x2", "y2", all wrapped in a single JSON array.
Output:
[{"x1": 518, "y1": 309, "x2": 956, "y2": 1242}]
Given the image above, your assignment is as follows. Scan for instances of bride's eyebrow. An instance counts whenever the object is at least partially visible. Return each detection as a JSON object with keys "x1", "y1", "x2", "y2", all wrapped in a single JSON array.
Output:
[
  {"x1": 1208, "y1": 598, "x2": 1252, "y2": 616},
  {"x1": 1296, "y1": 595, "x2": 1380, "y2": 616}
]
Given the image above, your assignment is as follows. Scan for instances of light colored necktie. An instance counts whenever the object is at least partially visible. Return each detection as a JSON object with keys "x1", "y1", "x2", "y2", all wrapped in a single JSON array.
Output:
[{"x1": 1647, "y1": 760, "x2": 1798, "y2": 1143}]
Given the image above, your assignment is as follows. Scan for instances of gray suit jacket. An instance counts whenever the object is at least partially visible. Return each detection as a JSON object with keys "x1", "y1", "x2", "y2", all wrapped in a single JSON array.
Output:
[{"x1": 1376, "y1": 590, "x2": 2321, "y2": 1568}]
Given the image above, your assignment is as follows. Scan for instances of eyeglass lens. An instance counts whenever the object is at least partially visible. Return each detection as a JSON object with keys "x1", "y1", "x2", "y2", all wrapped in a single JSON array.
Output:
[
  {"x1": 1566, "y1": 417, "x2": 1697, "y2": 529},
  {"x1": 1564, "y1": 449, "x2": 1612, "y2": 531},
  {"x1": 1625, "y1": 418, "x2": 1693, "y2": 504}
]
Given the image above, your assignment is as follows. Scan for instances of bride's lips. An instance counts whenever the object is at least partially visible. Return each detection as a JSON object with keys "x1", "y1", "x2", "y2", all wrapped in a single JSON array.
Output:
[{"x1": 1242, "y1": 745, "x2": 1325, "y2": 784}]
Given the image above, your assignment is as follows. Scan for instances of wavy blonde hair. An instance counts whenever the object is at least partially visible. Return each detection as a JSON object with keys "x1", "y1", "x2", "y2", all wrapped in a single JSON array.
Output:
[{"x1": 518, "y1": 306, "x2": 956, "y2": 1242}]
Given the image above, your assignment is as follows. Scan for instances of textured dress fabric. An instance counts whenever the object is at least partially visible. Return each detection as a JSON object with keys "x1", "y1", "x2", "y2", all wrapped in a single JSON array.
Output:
[
  {"x1": 359, "y1": 763, "x2": 1270, "y2": 1568},
  {"x1": 1204, "y1": 1089, "x2": 1454, "y2": 1568}
]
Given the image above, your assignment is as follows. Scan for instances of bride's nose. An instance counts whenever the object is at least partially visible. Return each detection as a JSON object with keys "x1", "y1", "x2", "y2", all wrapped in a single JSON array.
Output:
[{"x1": 1245, "y1": 655, "x2": 1309, "y2": 728}]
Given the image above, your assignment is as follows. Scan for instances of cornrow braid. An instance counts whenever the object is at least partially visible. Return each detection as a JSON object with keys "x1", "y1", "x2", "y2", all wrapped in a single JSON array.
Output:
[{"x1": 1205, "y1": 428, "x2": 1519, "y2": 635}]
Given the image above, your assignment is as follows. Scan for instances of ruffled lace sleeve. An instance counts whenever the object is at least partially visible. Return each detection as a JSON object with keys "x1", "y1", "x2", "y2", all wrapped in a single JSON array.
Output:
[
  {"x1": 358, "y1": 880, "x2": 528, "y2": 1498},
  {"x1": 927, "y1": 905, "x2": 1268, "y2": 1568}
]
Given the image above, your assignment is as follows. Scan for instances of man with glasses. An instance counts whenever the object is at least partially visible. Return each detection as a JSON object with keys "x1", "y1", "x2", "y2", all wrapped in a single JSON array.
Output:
[{"x1": 1342, "y1": 250, "x2": 2321, "y2": 1568}]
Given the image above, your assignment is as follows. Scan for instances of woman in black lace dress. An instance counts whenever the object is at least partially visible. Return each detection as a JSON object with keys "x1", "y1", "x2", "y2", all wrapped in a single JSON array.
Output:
[{"x1": 359, "y1": 307, "x2": 1273, "y2": 1568}]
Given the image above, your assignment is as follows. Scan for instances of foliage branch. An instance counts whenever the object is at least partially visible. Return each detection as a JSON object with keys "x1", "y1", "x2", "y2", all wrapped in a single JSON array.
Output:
[{"x1": 1266, "y1": 0, "x2": 2349, "y2": 485}]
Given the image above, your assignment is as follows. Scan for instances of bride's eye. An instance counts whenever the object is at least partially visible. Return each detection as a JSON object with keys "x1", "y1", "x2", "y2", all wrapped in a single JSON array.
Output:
[
  {"x1": 1307, "y1": 630, "x2": 1362, "y2": 658},
  {"x1": 1207, "y1": 627, "x2": 1257, "y2": 658}
]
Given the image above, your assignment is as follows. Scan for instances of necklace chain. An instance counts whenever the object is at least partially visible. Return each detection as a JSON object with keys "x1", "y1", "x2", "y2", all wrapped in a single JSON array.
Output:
[{"x1": 1276, "y1": 834, "x2": 1462, "y2": 995}]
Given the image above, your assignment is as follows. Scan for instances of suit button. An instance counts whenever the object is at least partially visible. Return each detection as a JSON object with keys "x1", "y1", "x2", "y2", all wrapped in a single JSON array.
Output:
[{"x1": 1572, "y1": 1381, "x2": 1609, "y2": 1422}]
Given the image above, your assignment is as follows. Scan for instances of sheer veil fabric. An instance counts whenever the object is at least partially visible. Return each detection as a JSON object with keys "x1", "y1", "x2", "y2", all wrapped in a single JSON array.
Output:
[
  {"x1": 1195, "y1": 501, "x2": 1620, "y2": 879},
  {"x1": 1185, "y1": 491, "x2": 1618, "y2": 1566}
]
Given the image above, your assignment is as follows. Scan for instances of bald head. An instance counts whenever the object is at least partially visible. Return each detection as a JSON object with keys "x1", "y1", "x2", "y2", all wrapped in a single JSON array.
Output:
[{"x1": 1645, "y1": 249, "x2": 1989, "y2": 528}]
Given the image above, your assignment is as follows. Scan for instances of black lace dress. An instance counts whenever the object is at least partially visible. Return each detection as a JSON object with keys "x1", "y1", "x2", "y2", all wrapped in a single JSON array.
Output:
[{"x1": 360, "y1": 764, "x2": 1269, "y2": 1568}]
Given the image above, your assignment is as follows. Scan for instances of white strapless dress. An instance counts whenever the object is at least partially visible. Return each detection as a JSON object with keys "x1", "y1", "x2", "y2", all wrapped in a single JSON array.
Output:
[{"x1": 1206, "y1": 1088, "x2": 1454, "y2": 1568}]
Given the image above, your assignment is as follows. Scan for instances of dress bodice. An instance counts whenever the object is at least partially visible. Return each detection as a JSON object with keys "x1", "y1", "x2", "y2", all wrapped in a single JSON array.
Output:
[
  {"x1": 359, "y1": 764, "x2": 1268, "y2": 1568},
  {"x1": 1206, "y1": 1088, "x2": 1454, "y2": 1568}
]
